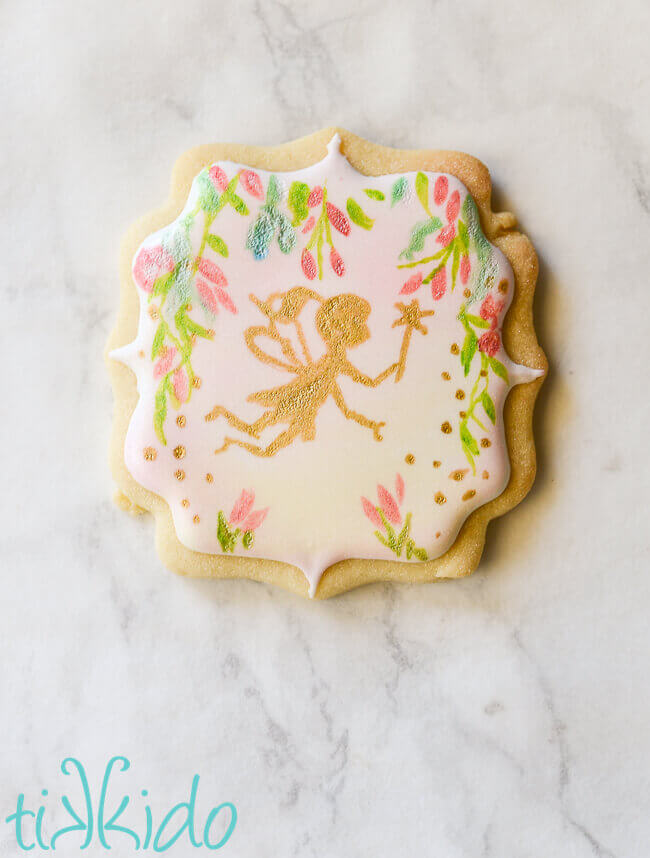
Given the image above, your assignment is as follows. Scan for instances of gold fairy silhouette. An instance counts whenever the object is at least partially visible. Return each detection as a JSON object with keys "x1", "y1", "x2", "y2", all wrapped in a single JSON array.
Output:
[{"x1": 205, "y1": 287, "x2": 434, "y2": 457}]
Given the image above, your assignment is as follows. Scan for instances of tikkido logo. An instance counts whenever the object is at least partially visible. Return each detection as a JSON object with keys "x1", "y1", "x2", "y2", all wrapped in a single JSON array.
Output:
[{"x1": 4, "y1": 757, "x2": 237, "y2": 852}]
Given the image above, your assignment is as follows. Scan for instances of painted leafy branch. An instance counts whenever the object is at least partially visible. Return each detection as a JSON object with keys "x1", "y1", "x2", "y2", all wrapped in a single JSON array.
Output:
[
  {"x1": 217, "y1": 489, "x2": 268, "y2": 553},
  {"x1": 361, "y1": 474, "x2": 428, "y2": 561},
  {"x1": 246, "y1": 174, "x2": 296, "y2": 259}
]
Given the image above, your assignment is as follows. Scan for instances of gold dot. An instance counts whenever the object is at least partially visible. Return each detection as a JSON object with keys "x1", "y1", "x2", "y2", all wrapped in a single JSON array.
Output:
[
  {"x1": 441, "y1": 421, "x2": 452, "y2": 434},
  {"x1": 193, "y1": 514, "x2": 200, "y2": 524},
  {"x1": 435, "y1": 492, "x2": 446, "y2": 505},
  {"x1": 455, "y1": 389, "x2": 465, "y2": 400},
  {"x1": 138, "y1": 350, "x2": 145, "y2": 359},
  {"x1": 459, "y1": 410, "x2": 467, "y2": 418},
  {"x1": 207, "y1": 328, "x2": 215, "y2": 339},
  {"x1": 482, "y1": 470, "x2": 490, "y2": 479},
  {"x1": 463, "y1": 288, "x2": 471, "y2": 298},
  {"x1": 480, "y1": 369, "x2": 488, "y2": 377},
  {"x1": 206, "y1": 473, "x2": 214, "y2": 483},
  {"x1": 175, "y1": 469, "x2": 185, "y2": 481},
  {"x1": 449, "y1": 469, "x2": 468, "y2": 481},
  {"x1": 450, "y1": 343, "x2": 460, "y2": 355},
  {"x1": 173, "y1": 445, "x2": 186, "y2": 459},
  {"x1": 187, "y1": 303, "x2": 193, "y2": 312},
  {"x1": 148, "y1": 305, "x2": 159, "y2": 320},
  {"x1": 498, "y1": 278, "x2": 508, "y2": 294},
  {"x1": 143, "y1": 446, "x2": 157, "y2": 461},
  {"x1": 462, "y1": 490, "x2": 477, "y2": 501},
  {"x1": 441, "y1": 371, "x2": 451, "y2": 381},
  {"x1": 480, "y1": 438, "x2": 491, "y2": 448},
  {"x1": 435, "y1": 531, "x2": 441, "y2": 538},
  {"x1": 405, "y1": 453, "x2": 415, "y2": 465},
  {"x1": 192, "y1": 376, "x2": 202, "y2": 389},
  {"x1": 190, "y1": 334, "x2": 197, "y2": 347},
  {"x1": 433, "y1": 460, "x2": 441, "y2": 468},
  {"x1": 177, "y1": 415, "x2": 186, "y2": 428},
  {"x1": 181, "y1": 498, "x2": 190, "y2": 508}
]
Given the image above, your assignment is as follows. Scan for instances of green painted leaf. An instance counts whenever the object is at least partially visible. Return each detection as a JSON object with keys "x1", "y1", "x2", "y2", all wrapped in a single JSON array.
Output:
[
  {"x1": 415, "y1": 172, "x2": 429, "y2": 212},
  {"x1": 460, "y1": 423, "x2": 479, "y2": 456},
  {"x1": 488, "y1": 356, "x2": 509, "y2": 383},
  {"x1": 399, "y1": 217, "x2": 442, "y2": 259},
  {"x1": 246, "y1": 210, "x2": 275, "y2": 260},
  {"x1": 458, "y1": 220, "x2": 469, "y2": 252},
  {"x1": 151, "y1": 323, "x2": 165, "y2": 359},
  {"x1": 465, "y1": 313, "x2": 490, "y2": 329},
  {"x1": 346, "y1": 198, "x2": 374, "y2": 230},
  {"x1": 482, "y1": 391, "x2": 496, "y2": 423},
  {"x1": 461, "y1": 331, "x2": 478, "y2": 375},
  {"x1": 288, "y1": 181, "x2": 310, "y2": 225},
  {"x1": 196, "y1": 170, "x2": 220, "y2": 214},
  {"x1": 152, "y1": 271, "x2": 175, "y2": 298},
  {"x1": 207, "y1": 234, "x2": 228, "y2": 257},
  {"x1": 184, "y1": 317, "x2": 211, "y2": 339},
  {"x1": 153, "y1": 387, "x2": 167, "y2": 445},
  {"x1": 451, "y1": 241, "x2": 460, "y2": 290},
  {"x1": 276, "y1": 211, "x2": 296, "y2": 253},
  {"x1": 364, "y1": 188, "x2": 385, "y2": 201},
  {"x1": 228, "y1": 192, "x2": 248, "y2": 216},
  {"x1": 242, "y1": 530, "x2": 253, "y2": 549},
  {"x1": 412, "y1": 547, "x2": 428, "y2": 561},
  {"x1": 391, "y1": 176, "x2": 408, "y2": 206},
  {"x1": 266, "y1": 175, "x2": 281, "y2": 207}
]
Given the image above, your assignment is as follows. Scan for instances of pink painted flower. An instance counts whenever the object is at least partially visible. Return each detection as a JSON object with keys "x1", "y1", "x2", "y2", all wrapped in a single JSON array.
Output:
[
  {"x1": 215, "y1": 287, "x2": 237, "y2": 314},
  {"x1": 241, "y1": 508, "x2": 269, "y2": 532},
  {"x1": 377, "y1": 484, "x2": 402, "y2": 525},
  {"x1": 301, "y1": 248, "x2": 317, "y2": 280},
  {"x1": 198, "y1": 257, "x2": 227, "y2": 288},
  {"x1": 209, "y1": 165, "x2": 229, "y2": 192},
  {"x1": 430, "y1": 268, "x2": 447, "y2": 300},
  {"x1": 446, "y1": 190, "x2": 460, "y2": 222},
  {"x1": 196, "y1": 279, "x2": 219, "y2": 314},
  {"x1": 330, "y1": 247, "x2": 345, "y2": 277},
  {"x1": 480, "y1": 294, "x2": 504, "y2": 323},
  {"x1": 133, "y1": 245, "x2": 175, "y2": 293},
  {"x1": 229, "y1": 489, "x2": 255, "y2": 525},
  {"x1": 239, "y1": 170, "x2": 264, "y2": 199},
  {"x1": 326, "y1": 202, "x2": 351, "y2": 236},
  {"x1": 478, "y1": 329, "x2": 501, "y2": 357},
  {"x1": 460, "y1": 254, "x2": 471, "y2": 285},
  {"x1": 400, "y1": 272, "x2": 423, "y2": 295},
  {"x1": 434, "y1": 175, "x2": 448, "y2": 206},
  {"x1": 172, "y1": 367, "x2": 189, "y2": 403},
  {"x1": 361, "y1": 497, "x2": 382, "y2": 528},
  {"x1": 302, "y1": 215, "x2": 316, "y2": 234},
  {"x1": 436, "y1": 224, "x2": 456, "y2": 247},
  {"x1": 395, "y1": 473, "x2": 405, "y2": 505},
  {"x1": 153, "y1": 346, "x2": 177, "y2": 380},
  {"x1": 307, "y1": 186, "x2": 323, "y2": 207}
]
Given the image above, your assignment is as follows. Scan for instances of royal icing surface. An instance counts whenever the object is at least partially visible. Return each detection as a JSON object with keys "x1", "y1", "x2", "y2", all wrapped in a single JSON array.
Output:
[{"x1": 112, "y1": 136, "x2": 541, "y2": 595}]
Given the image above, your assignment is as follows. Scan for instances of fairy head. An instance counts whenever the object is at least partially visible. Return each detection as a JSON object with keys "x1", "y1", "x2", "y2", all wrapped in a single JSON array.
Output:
[{"x1": 316, "y1": 294, "x2": 371, "y2": 349}]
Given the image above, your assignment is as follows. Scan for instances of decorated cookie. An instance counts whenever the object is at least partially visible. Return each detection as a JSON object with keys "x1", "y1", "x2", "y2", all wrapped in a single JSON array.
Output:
[{"x1": 107, "y1": 128, "x2": 546, "y2": 598}]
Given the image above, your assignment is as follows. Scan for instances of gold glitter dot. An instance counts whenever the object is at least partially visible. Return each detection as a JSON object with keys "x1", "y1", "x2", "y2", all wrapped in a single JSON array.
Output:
[
  {"x1": 143, "y1": 446, "x2": 157, "y2": 461},
  {"x1": 148, "y1": 305, "x2": 159, "y2": 320},
  {"x1": 450, "y1": 343, "x2": 460, "y2": 355},
  {"x1": 193, "y1": 515, "x2": 200, "y2": 524},
  {"x1": 433, "y1": 460, "x2": 441, "y2": 468},
  {"x1": 405, "y1": 453, "x2": 415, "y2": 465},
  {"x1": 192, "y1": 376, "x2": 202, "y2": 389},
  {"x1": 175, "y1": 469, "x2": 185, "y2": 481},
  {"x1": 181, "y1": 499, "x2": 190, "y2": 508},
  {"x1": 177, "y1": 415, "x2": 186, "y2": 428},
  {"x1": 455, "y1": 389, "x2": 465, "y2": 400},
  {"x1": 459, "y1": 410, "x2": 467, "y2": 418},
  {"x1": 435, "y1": 531, "x2": 441, "y2": 539},
  {"x1": 480, "y1": 370, "x2": 488, "y2": 377},
  {"x1": 173, "y1": 445, "x2": 186, "y2": 459},
  {"x1": 435, "y1": 492, "x2": 446, "y2": 505},
  {"x1": 441, "y1": 421, "x2": 452, "y2": 434},
  {"x1": 463, "y1": 288, "x2": 471, "y2": 298},
  {"x1": 441, "y1": 371, "x2": 451, "y2": 381},
  {"x1": 498, "y1": 278, "x2": 508, "y2": 294},
  {"x1": 482, "y1": 470, "x2": 490, "y2": 479},
  {"x1": 206, "y1": 473, "x2": 214, "y2": 483},
  {"x1": 190, "y1": 334, "x2": 197, "y2": 347},
  {"x1": 138, "y1": 350, "x2": 145, "y2": 359},
  {"x1": 187, "y1": 303, "x2": 193, "y2": 312},
  {"x1": 462, "y1": 490, "x2": 477, "y2": 501},
  {"x1": 207, "y1": 328, "x2": 215, "y2": 339},
  {"x1": 449, "y1": 469, "x2": 468, "y2": 481},
  {"x1": 480, "y1": 438, "x2": 491, "y2": 448}
]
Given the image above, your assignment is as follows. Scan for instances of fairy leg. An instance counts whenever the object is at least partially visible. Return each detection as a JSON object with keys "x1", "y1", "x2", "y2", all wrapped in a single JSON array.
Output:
[
  {"x1": 215, "y1": 426, "x2": 300, "y2": 458},
  {"x1": 204, "y1": 405, "x2": 263, "y2": 437}
]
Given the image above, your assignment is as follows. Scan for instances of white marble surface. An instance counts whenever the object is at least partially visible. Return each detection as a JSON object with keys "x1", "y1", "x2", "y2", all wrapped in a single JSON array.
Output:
[{"x1": 1, "y1": 0, "x2": 649, "y2": 855}]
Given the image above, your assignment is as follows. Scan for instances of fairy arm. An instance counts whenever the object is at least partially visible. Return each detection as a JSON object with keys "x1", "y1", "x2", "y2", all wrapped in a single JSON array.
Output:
[
  {"x1": 244, "y1": 326, "x2": 301, "y2": 372},
  {"x1": 342, "y1": 359, "x2": 399, "y2": 387},
  {"x1": 331, "y1": 385, "x2": 385, "y2": 440}
]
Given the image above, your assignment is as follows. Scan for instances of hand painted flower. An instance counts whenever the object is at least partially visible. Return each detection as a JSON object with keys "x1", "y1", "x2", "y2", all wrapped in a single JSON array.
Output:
[
  {"x1": 460, "y1": 255, "x2": 471, "y2": 285},
  {"x1": 330, "y1": 247, "x2": 345, "y2": 277},
  {"x1": 478, "y1": 329, "x2": 501, "y2": 357},
  {"x1": 326, "y1": 202, "x2": 351, "y2": 236},
  {"x1": 302, "y1": 216, "x2": 316, "y2": 234},
  {"x1": 196, "y1": 279, "x2": 219, "y2": 315},
  {"x1": 400, "y1": 272, "x2": 423, "y2": 295},
  {"x1": 377, "y1": 484, "x2": 401, "y2": 525},
  {"x1": 239, "y1": 170, "x2": 264, "y2": 199},
  {"x1": 430, "y1": 268, "x2": 447, "y2": 300},
  {"x1": 215, "y1": 287, "x2": 237, "y2": 314},
  {"x1": 434, "y1": 175, "x2": 448, "y2": 206},
  {"x1": 395, "y1": 473, "x2": 405, "y2": 505},
  {"x1": 436, "y1": 224, "x2": 456, "y2": 247},
  {"x1": 172, "y1": 367, "x2": 189, "y2": 403},
  {"x1": 446, "y1": 190, "x2": 460, "y2": 222},
  {"x1": 198, "y1": 258, "x2": 227, "y2": 288},
  {"x1": 307, "y1": 186, "x2": 323, "y2": 207},
  {"x1": 209, "y1": 165, "x2": 228, "y2": 192},
  {"x1": 153, "y1": 346, "x2": 177, "y2": 380},
  {"x1": 480, "y1": 294, "x2": 504, "y2": 323},
  {"x1": 133, "y1": 245, "x2": 175, "y2": 293},
  {"x1": 301, "y1": 248, "x2": 317, "y2": 280},
  {"x1": 241, "y1": 508, "x2": 269, "y2": 532},
  {"x1": 361, "y1": 496, "x2": 382, "y2": 528},
  {"x1": 229, "y1": 489, "x2": 255, "y2": 525}
]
